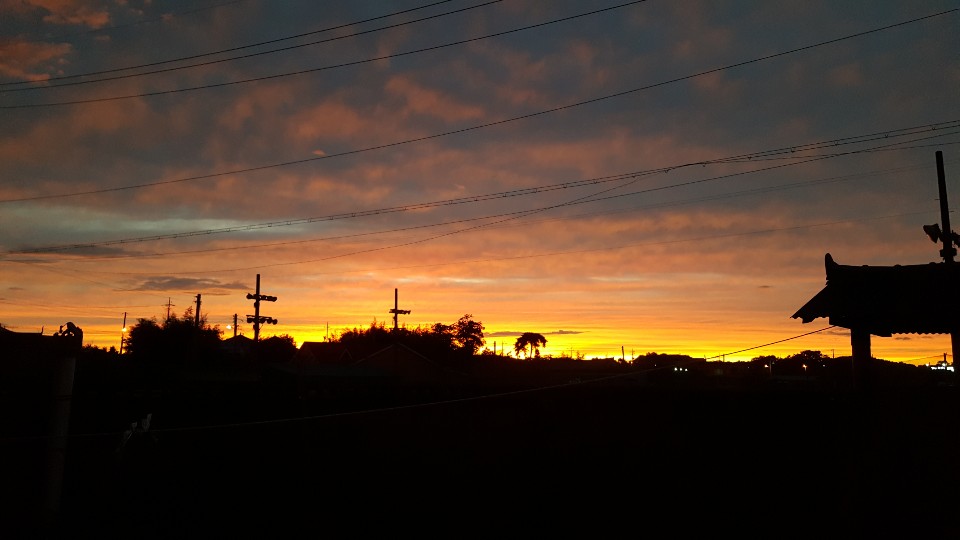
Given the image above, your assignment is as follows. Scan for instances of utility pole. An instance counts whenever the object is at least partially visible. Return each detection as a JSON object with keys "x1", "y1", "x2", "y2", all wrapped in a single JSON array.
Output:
[
  {"x1": 232, "y1": 314, "x2": 238, "y2": 338},
  {"x1": 389, "y1": 288, "x2": 411, "y2": 331},
  {"x1": 935, "y1": 151, "x2": 960, "y2": 373},
  {"x1": 119, "y1": 312, "x2": 127, "y2": 355},
  {"x1": 194, "y1": 294, "x2": 202, "y2": 328},
  {"x1": 936, "y1": 151, "x2": 955, "y2": 263},
  {"x1": 165, "y1": 297, "x2": 175, "y2": 321},
  {"x1": 246, "y1": 273, "x2": 278, "y2": 341},
  {"x1": 924, "y1": 151, "x2": 960, "y2": 371}
]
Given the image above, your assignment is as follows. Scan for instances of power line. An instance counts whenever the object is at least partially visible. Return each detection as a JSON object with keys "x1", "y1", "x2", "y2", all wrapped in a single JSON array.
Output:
[
  {"x1": 1, "y1": 114, "x2": 953, "y2": 213},
  {"x1": 42, "y1": 159, "x2": 934, "y2": 264},
  {"x1": 706, "y1": 326, "x2": 838, "y2": 360},
  {"x1": 2, "y1": 171, "x2": 648, "y2": 248},
  {"x1": 300, "y1": 211, "x2": 933, "y2": 278},
  {"x1": 75, "y1": 206, "x2": 934, "y2": 278},
  {"x1": 0, "y1": 12, "x2": 952, "y2": 199},
  {"x1": 46, "y1": 139, "x2": 938, "y2": 275},
  {"x1": 4, "y1": 6, "x2": 952, "y2": 111},
  {"x1": 0, "y1": 0, "x2": 490, "y2": 90},
  {"x1": 0, "y1": 0, "x2": 643, "y2": 104},
  {"x1": 7, "y1": 121, "x2": 956, "y2": 254}
]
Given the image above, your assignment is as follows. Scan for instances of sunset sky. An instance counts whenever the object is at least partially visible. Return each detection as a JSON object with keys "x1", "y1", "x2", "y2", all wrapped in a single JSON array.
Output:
[{"x1": 1, "y1": 0, "x2": 958, "y2": 362}]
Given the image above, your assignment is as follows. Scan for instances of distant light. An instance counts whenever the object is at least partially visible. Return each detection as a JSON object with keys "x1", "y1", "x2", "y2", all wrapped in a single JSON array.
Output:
[{"x1": 122, "y1": 327, "x2": 127, "y2": 332}]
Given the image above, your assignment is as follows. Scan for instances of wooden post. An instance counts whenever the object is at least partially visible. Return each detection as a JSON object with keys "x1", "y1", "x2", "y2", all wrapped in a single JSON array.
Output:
[
  {"x1": 44, "y1": 354, "x2": 76, "y2": 529},
  {"x1": 851, "y1": 327, "x2": 871, "y2": 389}
]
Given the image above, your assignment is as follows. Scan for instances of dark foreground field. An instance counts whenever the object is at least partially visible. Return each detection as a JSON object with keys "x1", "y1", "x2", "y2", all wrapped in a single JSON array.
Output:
[{"x1": 5, "y1": 375, "x2": 958, "y2": 538}]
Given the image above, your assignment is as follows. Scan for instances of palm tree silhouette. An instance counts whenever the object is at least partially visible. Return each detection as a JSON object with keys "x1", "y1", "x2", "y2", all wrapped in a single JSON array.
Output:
[{"x1": 514, "y1": 332, "x2": 547, "y2": 359}]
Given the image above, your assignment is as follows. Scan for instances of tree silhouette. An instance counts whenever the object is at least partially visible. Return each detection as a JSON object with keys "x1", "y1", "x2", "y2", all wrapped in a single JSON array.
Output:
[
  {"x1": 124, "y1": 308, "x2": 222, "y2": 363},
  {"x1": 335, "y1": 315, "x2": 486, "y2": 357},
  {"x1": 514, "y1": 332, "x2": 547, "y2": 359},
  {"x1": 257, "y1": 334, "x2": 297, "y2": 362},
  {"x1": 451, "y1": 314, "x2": 484, "y2": 355}
]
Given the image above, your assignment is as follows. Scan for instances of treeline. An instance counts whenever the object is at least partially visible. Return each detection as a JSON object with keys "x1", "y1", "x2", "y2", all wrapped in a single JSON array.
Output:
[
  {"x1": 83, "y1": 310, "x2": 487, "y2": 364},
  {"x1": 330, "y1": 314, "x2": 485, "y2": 357}
]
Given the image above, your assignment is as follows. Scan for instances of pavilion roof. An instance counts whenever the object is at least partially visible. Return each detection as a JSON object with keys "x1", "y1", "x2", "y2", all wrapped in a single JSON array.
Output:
[{"x1": 792, "y1": 253, "x2": 960, "y2": 336}]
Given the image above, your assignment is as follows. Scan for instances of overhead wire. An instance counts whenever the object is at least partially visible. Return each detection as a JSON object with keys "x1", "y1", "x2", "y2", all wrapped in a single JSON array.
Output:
[
  {"x1": 3, "y1": 6, "x2": 953, "y2": 112},
  {"x1": 7, "y1": 121, "x2": 956, "y2": 256},
  {"x1": 55, "y1": 207, "x2": 932, "y2": 282},
  {"x1": 35, "y1": 158, "x2": 938, "y2": 263},
  {"x1": 2, "y1": 320, "x2": 937, "y2": 446},
  {"x1": 0, "y1": 322, "x2": 861, "y2": 445},
  {"x1": 48, "y1": 131, "x2": 956, "y2": 275},
  {"x1": 0, "y1": 0, "x2": 459, "y2": 88},
  {"x1": 706, "y1": 326, "x2": 838, "y2": 360},
  {"x1": 0, "y1": 0, "x2": 644, "y2": 105}
]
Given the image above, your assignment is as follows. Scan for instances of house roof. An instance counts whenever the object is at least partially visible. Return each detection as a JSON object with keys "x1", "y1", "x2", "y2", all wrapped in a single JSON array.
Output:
[
  {"x1": 289, "y1": 341, "x2": 464, "y2": 383},
  {"x1": 295, "y1": 341, "x2": 358, "y2": 364},
  {"x1": 792, "y1": 253, "x2": 960, "y2": 336}
]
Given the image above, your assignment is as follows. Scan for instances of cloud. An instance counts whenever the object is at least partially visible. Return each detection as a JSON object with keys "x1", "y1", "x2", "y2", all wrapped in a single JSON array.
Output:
[
  {"x1": 385, "y1": 76, "x2": 485, "y2": 122},
  {"x1": 894, "y1": 335, "x2": 933, "y2": 341},
  {"x1": 27, "y1": 0, "x2": 111, "y2": 28},
  {"x1": 487, "y1": 329, "x2": 584, "y2": 337},
  {"x1": 0, "y1": 38, "x2": 72, "y2": 80},
  {"x1": 133, "y1": 277, "x2": 249, "y2": 294}
]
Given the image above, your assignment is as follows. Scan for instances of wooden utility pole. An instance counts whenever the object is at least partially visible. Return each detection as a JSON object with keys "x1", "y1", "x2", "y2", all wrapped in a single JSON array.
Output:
[
  {"x1": 936, "y1": 151, "x2": 955, "y2": 263},
  {"x1": 246, "y1": 273, "x2": 278, "y2": 341},
  {"x1": 232, "y1": 314, "x2": 238, "y2": 338},
  {"x1": 165, "y1": 297, "x2": 175, "y2": 320},
  {"x1": 389, "y1": 288, "x2": 411, "y2": 331},
  {"x1": 194, "y1": 294, "x2": 202, "y2": 328},
  {"x1": 119, "y1": 312, "x2": 127, "y2": 354}
]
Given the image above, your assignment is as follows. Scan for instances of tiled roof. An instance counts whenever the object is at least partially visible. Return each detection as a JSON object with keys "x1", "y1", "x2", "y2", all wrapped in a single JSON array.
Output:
[{"x1": 792, "y1": 253, "x2": 960, "y2": 335}]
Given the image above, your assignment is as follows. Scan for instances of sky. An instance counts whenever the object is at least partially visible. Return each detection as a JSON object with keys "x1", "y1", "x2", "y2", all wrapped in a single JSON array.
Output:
[{"x1": 1, "y1": 0, "x2": 958, "y2": 362}]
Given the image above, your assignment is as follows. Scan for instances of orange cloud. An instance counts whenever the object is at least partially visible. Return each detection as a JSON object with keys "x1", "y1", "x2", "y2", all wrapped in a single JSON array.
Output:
[
  {"x1": 28, "y1": 0, "x2": 111, "y2": 28},
  {"x1": 0, "y1": 38, "x2": 72, "y2": 80},
  {"x1": 384, "y1": 76, "x2": 485, "y2": 122}
]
